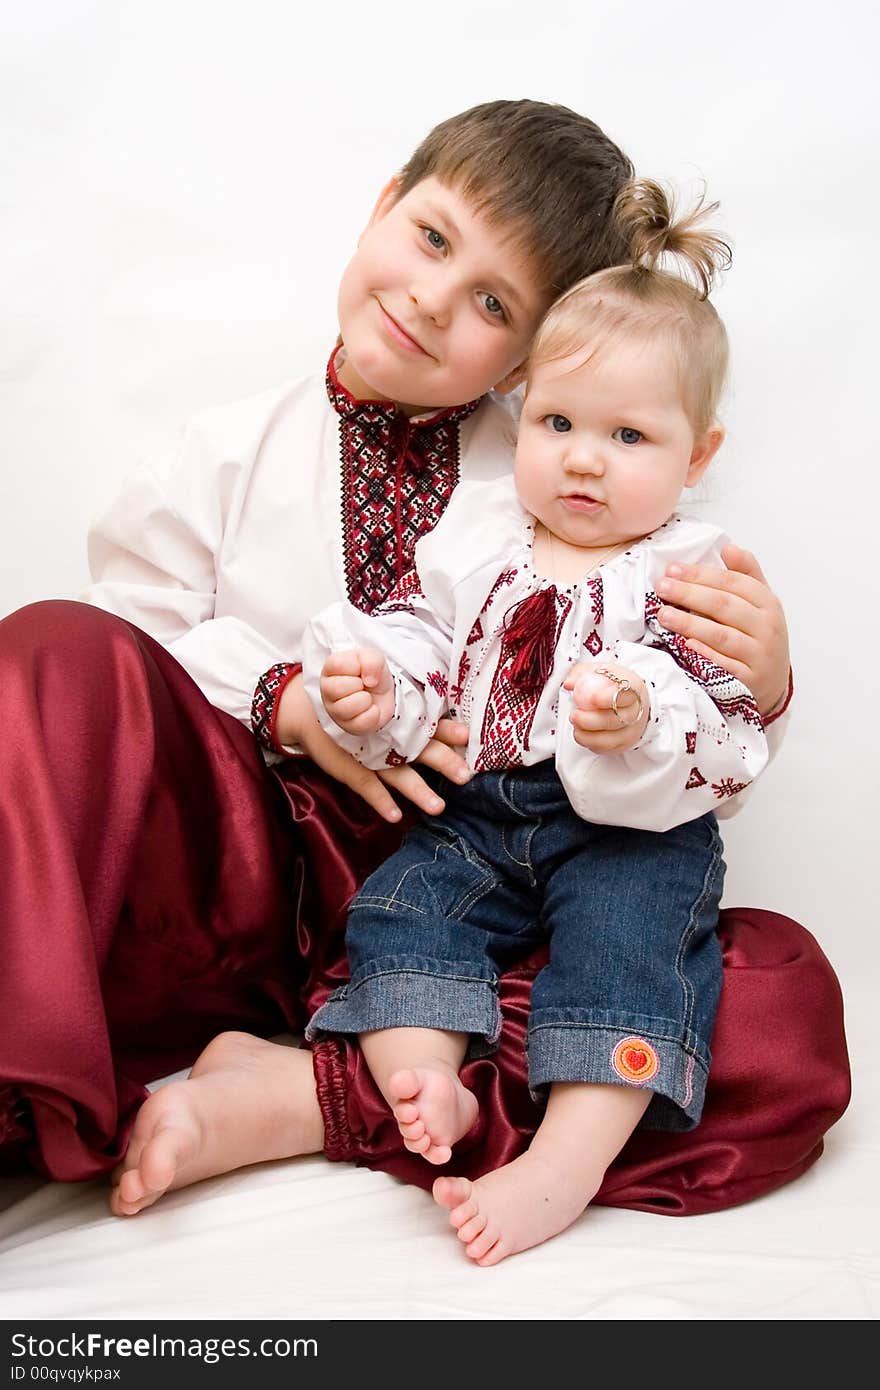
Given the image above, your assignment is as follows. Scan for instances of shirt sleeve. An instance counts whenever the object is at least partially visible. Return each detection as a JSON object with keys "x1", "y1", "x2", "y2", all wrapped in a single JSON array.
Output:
[
  {"x1": 82, "y1": 417, "x2": 300, "y2": 728},
  {"x1": 556, "y1": 524, "x2": 772, "y2": 832},
  {"x1": 301, "y1": 568, "x2": 455, "y2": 770},
  {"x1": 557, "y1": 639, "x2": 770, "y2": 831}
]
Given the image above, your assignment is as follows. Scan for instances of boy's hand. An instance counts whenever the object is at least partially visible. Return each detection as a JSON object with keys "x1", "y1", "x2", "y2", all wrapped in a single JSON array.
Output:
[
  {"x1": 320, "y1": 648, "x2": 395, "y2": 735},
  {"x1": 655, "y1": 545, "x2": 790, "y2": 715},
  {"x1": 564, "y1": 661, "x2": 649, "y2": 754},
  {"x1": 378, "y1": 717, "x2": 472, "y2": 813},
  {"x1": 276, "y1": 675, "x2": 469, "y2": 820},
  {"x1": 274, "y1": 674, "x2": 403, "y2": 823}
]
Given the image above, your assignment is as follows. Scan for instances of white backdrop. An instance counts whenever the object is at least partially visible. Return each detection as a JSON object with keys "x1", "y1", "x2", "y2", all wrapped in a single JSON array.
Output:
[{"x1": 2, "y1": 2, "x2": 876, "y2": 1055}]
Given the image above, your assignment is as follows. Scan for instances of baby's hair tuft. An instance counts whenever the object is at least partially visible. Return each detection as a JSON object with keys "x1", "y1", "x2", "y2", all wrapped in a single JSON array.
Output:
[{"x1": 614, "y1": 178, "x2": 732, "y2": 300}]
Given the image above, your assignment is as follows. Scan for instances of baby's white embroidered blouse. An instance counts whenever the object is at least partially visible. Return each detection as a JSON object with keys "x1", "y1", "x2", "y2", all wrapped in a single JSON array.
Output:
[{"x1": 303, "y1": 474, "x2": 772, "y2": 833}]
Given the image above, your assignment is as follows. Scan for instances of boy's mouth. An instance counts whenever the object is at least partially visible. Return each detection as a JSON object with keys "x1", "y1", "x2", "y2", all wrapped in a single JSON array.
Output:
[
  {"x1": 561, "y1": 493, "x2": 604, "y2": 514},
  {"x1": 376, "y1": 301, "x2": 431, "y2": 357}
]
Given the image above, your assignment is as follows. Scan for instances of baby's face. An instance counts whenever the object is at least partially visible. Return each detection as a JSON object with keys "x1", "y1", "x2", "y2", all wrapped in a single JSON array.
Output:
[{"x1": 514, "y1": 338, "x2": 717, "y2": 551}]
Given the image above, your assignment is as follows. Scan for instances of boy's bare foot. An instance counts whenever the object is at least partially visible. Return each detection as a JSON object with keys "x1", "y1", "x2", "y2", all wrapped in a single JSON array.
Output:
[
  {"x1": 109, "y1": 1033, "x2": 324, "y2": 1217},
  {"x1": 432, "y1": 1151, "x2": 601, "y2": 1265},
  {"x1": 387, "y1": 1066, "x2": 478, "y2": 1165}
]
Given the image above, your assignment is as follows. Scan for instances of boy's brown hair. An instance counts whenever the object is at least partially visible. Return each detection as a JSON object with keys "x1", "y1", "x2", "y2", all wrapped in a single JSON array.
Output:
[{"x1": 398, "y1": 100, "x2": 634, "y2": 299}]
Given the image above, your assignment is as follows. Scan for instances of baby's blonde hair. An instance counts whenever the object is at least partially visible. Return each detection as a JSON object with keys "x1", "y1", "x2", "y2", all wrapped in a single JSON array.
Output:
[{"x1": 528, "y1": 179, "x2": 732, "y2": 434}]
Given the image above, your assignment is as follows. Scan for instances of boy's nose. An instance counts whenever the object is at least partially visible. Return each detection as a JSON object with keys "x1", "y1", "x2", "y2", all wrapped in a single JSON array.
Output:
[{"x1": 408, "y1": 278, "x2": 452, "y2": 326}]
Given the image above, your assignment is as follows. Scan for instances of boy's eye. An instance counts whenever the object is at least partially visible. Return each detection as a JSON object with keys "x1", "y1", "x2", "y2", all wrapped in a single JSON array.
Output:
[
  {"x1": 481, "y1": 293, "x2": 505, "y2": 319},
  {"x1": 613, "y1": 427, "x2": 643, "y2": 445},
  {"x1": 424, "y1": 227, "x2": 446, "y2": 251},
  {"x1": 546, "y1": 414, "x2": 572, "y2": 433}
]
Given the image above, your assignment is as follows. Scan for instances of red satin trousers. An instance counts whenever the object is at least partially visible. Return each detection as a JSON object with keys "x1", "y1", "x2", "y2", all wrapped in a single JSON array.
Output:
[{"x1": 0, "y1": 601, "x2": 851, "y2": 1213}]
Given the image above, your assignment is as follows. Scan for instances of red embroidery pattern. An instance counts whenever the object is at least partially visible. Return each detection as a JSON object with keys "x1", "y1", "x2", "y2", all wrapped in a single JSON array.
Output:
[
  {"x1": 645, "y1": 592, "x2": 764, "y2": 729},
  {"x1": 383, "y1": 750, "x2": 408, "y2": 767},
  {"x1": 587, "y1": 574, "x2": 604, "y2": 625},
  {"x1": 426, "y1": 670, "x2": 449, "y2": 697},
  {"x1": 466, "y1": 617, "x2": 484, "y2": 646},
  {"x1": 450, "y1": 648, "x2": 471, "y2": 707},
  {"x1": 685, "y1": 767, "x2": 707, "y2": 789},
  {"x1": 251, "y1": 661, "x2": 302, "y2": 752},
  {"x1": 583, "y1": 628, "x2": 603, "y2": 656},
  {"x1": 685, "y1": 731, "x2": 697, "y2": 753},
  {"x1": 327, "y1": 350, "x2": 480, "y2": 614},
  {"x1": 476, "y1": 590, "x2": 573, "y2": 770},
  {"x1": 712, "y1": 777, "x2": 751, "y2": 799},
  {"x1": 373, "y1": 566, "x2": 424, "y2": 616},
  {"x1": 485, "y1": 568, "x2": 518, "y2": 604}
]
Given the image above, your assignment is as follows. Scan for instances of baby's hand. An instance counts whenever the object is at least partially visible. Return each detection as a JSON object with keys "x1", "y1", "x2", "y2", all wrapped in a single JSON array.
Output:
[
  {"x1": 320, "y1": 648, "x2": 395, "y2": 735},
  {"x1": 563, "y1": 660, "x2": 650, "y2": 754}
]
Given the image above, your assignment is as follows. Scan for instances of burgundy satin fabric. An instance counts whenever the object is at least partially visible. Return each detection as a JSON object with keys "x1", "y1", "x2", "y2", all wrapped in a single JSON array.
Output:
[
  {"x1": 0, "y1": 602, "x2": 302, "y2": 1178},
  {"x1": 0, "y1": 601, "x2": 851, "y2": 1214}
]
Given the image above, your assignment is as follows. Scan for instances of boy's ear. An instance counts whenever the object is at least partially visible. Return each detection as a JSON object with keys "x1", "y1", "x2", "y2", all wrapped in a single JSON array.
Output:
[
  {"x1": 685, "y1": 426, "x2": 725, "y2": 486},
  {"x1": 494, "y1": 359, "x2": 528, "y2": 394},
  {"x1": 367, "y1": 176, "x2": 403, "y2": 229}
]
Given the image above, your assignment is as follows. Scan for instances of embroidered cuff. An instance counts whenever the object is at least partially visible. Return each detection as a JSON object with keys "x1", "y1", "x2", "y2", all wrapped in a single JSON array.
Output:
[
  {"x1": 763, "y1": 667, "x2": 794, "y2": 727},
  {"x1": 251, "y1": 662, "x2": 302, "y2": 753}
]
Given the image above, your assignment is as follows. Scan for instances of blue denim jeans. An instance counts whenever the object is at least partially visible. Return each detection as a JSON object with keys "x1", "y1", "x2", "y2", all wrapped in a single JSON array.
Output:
[{"x1": 306, "y1": 761, "x2": 725, "y2": 1129}]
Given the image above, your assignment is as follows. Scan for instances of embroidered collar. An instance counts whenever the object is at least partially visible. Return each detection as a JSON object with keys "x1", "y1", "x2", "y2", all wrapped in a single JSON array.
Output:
[{"x1": 325, "y1": 343, "x2": 481, "y2": 429}]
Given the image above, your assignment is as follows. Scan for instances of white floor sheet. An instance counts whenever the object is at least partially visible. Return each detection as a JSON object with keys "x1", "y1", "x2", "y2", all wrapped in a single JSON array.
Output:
[{"x1": 1, "y1": 1001, "x2": 874, "y2": 1323}]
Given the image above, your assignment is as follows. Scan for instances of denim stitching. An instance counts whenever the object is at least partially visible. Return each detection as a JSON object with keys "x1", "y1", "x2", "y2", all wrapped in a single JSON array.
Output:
[
  {"x1": 673, "y1": 819, "x2": 724, "y2": 1041},
  {"x1": 346, "y1": 966, "x2": 496, "y2": 991},
  {"x1": 527, "y1": 1018, "x2": 708, "y2": 1063},
  {"x1": 683, "y1": 1054, "x2": 695, "y2": 1109},
  {"x1": 354, "y1": 829, "x2": 499, "y2": 922}
]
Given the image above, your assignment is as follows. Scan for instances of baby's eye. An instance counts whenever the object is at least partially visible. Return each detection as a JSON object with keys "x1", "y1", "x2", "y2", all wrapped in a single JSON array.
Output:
[
  {"x1": 613, "y1": 427, "x2": 643, "y2": 445},
  {"x1": 480, "y1": 293, "x2": 506, "y2": 319},
  {"x1": 546, "y1": 414, "x2": 572, "y2": 433},
  {"x1": 424, "y1": 227, "x2": 446, "y2": 251}
]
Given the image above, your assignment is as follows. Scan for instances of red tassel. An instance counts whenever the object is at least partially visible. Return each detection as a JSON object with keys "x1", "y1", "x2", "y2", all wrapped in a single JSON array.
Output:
[{"x1": 502, "y1": 587, "x2": 558, "y2": 691}]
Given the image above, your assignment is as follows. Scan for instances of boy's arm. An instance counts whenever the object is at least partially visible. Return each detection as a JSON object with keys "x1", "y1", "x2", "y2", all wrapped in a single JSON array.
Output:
[
  {"x1": 83, "y1": 424, "x2": 296, "y2": 729},
  {"x1": 655, "y1": 544, "x2": 791, "y2": 717}
]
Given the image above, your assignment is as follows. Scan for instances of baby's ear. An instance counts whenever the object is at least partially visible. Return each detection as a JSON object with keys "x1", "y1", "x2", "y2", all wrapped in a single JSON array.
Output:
[
  {"x1": 493, "y1": 360, "x2": 528, "y2": 394},
  {"x1": 685, "y1": 426, "x2": 725, "y2": 486}
]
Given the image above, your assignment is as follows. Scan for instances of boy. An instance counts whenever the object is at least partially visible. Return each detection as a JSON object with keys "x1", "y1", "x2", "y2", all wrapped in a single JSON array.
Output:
[{"x1": 0, "y1": 101, "x2": 844, "y2": 1217}]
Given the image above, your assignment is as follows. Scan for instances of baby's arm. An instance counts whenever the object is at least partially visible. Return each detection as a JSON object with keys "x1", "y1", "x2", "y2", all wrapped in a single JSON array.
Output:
[
  {"x1": 302, "y1": 573, "x2": 456, "y2": 771},
  {"x1": 556, "y1": 523, "x2": 777, "y2": 832},
  {"x1": 320, "y1": 648, "x2": 395, "y2": 735},
  {"x1": 557, "y1": 641, "x2": 769, "y2": 832}
]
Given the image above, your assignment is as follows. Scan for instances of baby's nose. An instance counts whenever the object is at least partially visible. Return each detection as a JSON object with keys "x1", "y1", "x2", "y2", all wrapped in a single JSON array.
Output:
[{"x1": 566, "y1": 443, "x2": 605, "y2": 474}]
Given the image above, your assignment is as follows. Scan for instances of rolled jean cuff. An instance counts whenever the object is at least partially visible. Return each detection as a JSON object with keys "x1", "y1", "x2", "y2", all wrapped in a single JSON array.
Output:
[
  {"x1": 527, "y1": 1014, "x2": 710, "y2": 1130},
  {"x1": 305, "y1": 958, "x2": 502, "y2": 1046}
]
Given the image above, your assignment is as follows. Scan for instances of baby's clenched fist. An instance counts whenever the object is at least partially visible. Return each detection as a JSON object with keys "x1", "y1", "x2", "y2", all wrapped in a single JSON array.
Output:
[
  {"x1": 563, "y1": 660, "x2": 650, "y2": 754},
  {"x1": 320, "y1": 647, "x2": 395, "y2": 735}
]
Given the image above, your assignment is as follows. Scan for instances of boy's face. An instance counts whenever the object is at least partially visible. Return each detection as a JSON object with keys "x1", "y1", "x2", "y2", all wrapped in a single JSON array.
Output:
[
  {"x1": 336, "y1": 177, "x2": 548, "y2": 414},
  {"x1": 514, "y1": 339, "x2": 722, "y2": 549}
]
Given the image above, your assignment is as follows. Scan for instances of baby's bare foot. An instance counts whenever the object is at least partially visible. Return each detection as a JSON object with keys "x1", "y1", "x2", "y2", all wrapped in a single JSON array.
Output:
[
  {"x1": 432, "y1": 1152, "x2": 600, "y2": 1265},
  {"x1": 387, "y1": 1066, "x2": 478, "y2": 1165},
  {"x1": 109, "y1": 1033, "x2": 324, "y2": 1217}
]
